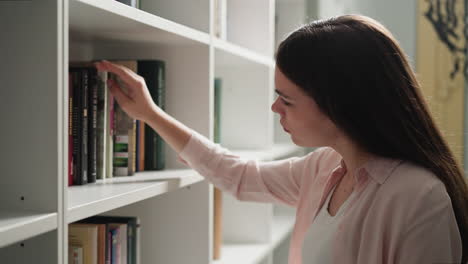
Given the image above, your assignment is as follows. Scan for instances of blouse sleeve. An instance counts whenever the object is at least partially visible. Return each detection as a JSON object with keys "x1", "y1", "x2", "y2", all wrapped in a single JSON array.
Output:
[
  {"x1": 178, "y1": 130, "x2": 328, "y2": 208},
  {"x1": 395, "y1": 182, "x2": 462, "y2": 263}
]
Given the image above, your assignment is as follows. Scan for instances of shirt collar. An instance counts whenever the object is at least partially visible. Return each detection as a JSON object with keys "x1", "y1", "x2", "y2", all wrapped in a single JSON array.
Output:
[{"x1": 338, "y1": 154, "x2": 404, "y2": 185}]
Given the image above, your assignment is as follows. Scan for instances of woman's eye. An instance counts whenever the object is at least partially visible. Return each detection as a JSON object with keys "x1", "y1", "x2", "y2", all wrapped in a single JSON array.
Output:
[{"x1": 281, "y1": 98, "x2": 292, "y2": 106}]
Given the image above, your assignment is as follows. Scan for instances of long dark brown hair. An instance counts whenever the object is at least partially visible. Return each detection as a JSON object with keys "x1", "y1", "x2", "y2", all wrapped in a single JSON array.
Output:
[{"x1": 276, "y1": 14, "x2": 468, "y2": 262}]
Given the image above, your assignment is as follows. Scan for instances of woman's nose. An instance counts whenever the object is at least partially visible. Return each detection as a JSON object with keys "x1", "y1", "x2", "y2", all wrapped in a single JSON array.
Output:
[{"x1": 271, "y1": 97, "x2": 280, "y2": 113}]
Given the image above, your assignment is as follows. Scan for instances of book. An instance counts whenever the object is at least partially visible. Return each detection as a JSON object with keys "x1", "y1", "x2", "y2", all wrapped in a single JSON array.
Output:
[
  {"x1": 69, "y1": 68, "x2": 88, "y2": 185},
  {"x1": 110, "y1": 227, "x2": 120, "y2": 264},
  {"x1": 109, "y1": 223, "x2": 127, "y2": 264},
  {"x1": 106, "y1": 80, "x2": 115, "y2": 179},
  {"x1": 111, "y1": 61, "x2": 137, "y2": 176},
  {"x1": 87, "y1": 67, "x2": 98, "y2": 183},
  {"x1": 96, "y1": 71, "x2": 108, "y2": 180},
  {"x1": 81, "y1": 69, "x2": 89, "y2": 184},
  {"x1": 135, "y1": 120, "x2": 145, "y2": 172},
  {"x1": 69, "y1": 245, "x2": 83, "y2": 264},
  {"x1": 69, "y1": 223, "x2": 99, "y2": 264},
  {"x1": 69, "y1": 72, "x2": 74, "y2": 186},
  {"x1": 137, "y1": 60, "x2": 166, "y2": 170},
  {"x1": 214, "y1": 78, "x2": 222, "y2": 144},
  {"x1": 213, "y1": 78, "x2": 223, "y2": 260}
]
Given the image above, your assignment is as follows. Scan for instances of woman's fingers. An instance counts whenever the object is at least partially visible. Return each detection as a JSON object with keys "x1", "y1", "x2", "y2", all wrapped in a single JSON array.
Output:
[
  {"x1": 94, "y1": 60, "x2": 140, "y2": 88},
  {"x1": 108, "y1": 78, "x2": 132, "y2": 107}
]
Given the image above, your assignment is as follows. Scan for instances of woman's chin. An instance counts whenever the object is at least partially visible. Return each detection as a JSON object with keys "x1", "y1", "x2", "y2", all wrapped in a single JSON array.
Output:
[
  {"x1": 290, "y1": 134, "x2": 300, "y2": 145},
  {"x1": 290, "y1": 135, "x2": 314, "y2": 147}
]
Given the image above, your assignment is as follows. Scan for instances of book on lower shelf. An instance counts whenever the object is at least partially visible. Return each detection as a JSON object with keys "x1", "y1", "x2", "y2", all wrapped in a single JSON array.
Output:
[
  {"x1": 213, "y1": 77, "x2": 223, "y2": 260},
  {"x1": 70, "y1": 215, "x2": 140, "y2": 264},
  {"x1": 69, "y1": 223, "x2": 100, "y2": 264},
  {"x1": 68, "y1": 59, "x2": 166, "y2": 186},
  {"x1": 69, "y1": 245, "x2": 84, "y2": 264}
]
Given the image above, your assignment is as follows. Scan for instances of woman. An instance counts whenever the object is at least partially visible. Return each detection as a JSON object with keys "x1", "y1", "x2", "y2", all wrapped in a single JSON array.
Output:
[{"x1": 95, "y1": 14, "x2": 467, "y2": 264}]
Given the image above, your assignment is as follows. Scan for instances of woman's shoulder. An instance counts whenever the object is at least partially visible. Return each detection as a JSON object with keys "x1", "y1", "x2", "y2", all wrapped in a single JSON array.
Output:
[
  {"x1": 301, "y1": 146, "x2": 343, "y2": 179},
  {"x1": 381, "y1": 160, "x2": 450, "y2": 207}
]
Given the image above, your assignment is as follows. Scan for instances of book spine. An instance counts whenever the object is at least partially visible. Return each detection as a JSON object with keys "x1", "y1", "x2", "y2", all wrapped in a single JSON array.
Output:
[
  {"x1": 135, "y1": 120, "x2": 139, "y2": 172},
  {"x1": 138, "y1": 60, "x2": 165, "y2": 170},
  {"x1": 88, "y1": 67, "x2": 98, "y2": 183},
  {"x1": 68, "y1": 72, "x2": 74, "y2": 186},
  {"x1": 97, "y1": 71, "x2": 108, "y2": 180},
  {"x1": 106, "y1": 91, "x2": 114, "y2": 178},
  {"x1": 81, "y1": 68, "x2": 89, "y2": 184},
  {"x1": 70, "y1": 246, "x2": 83, "y2": 264},
  {"x1": 138, "y1": 121, "x2": 145, "y2": 172},
  {"x1": 128, "y1": 119, "x2": 137, "y2": 175},
  {"x1": 214, "y1": 78, "x2": 222, "y2": 144},
  {"x1": 111, "y1": 228, "x2": 119, "y2": 264},
  {"x1": 155, "y1": 63, "x2": 165, "y2": 170},
  {"x1": 111, "y1": 61, "x2": 137, "y2": 176},
  {"x1": 107, "y1": 227, "x2": 112, "y2": 264},
  {"x1": 113, "y1": 135, "x2": 129, "y2": 176},
  {"x1": 71, "y1": 69, "x2": 83, "y2": 185}
]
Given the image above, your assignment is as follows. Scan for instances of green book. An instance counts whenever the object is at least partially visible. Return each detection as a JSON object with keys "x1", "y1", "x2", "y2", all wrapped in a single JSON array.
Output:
[
  {"x1": 214, "y1": 78, "x2": 222, "y2": 143},
  {"x1": 138, "y1": 60, "x2": 166, "y2": 170}
]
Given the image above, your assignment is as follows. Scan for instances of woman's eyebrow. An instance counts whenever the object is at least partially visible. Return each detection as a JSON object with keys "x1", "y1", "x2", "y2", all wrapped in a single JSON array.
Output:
[{"x1": 275, "y1": 89, "x2": 293, "y2": 99}]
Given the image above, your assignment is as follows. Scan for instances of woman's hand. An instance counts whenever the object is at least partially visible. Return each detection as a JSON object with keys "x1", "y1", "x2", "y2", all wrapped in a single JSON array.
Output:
[
  {"x1": 94, "y1": 60, "x2": 160, "y2": 123},
  {"x1": 94, "y1": 60, "x2": 192, "y2": 153}
]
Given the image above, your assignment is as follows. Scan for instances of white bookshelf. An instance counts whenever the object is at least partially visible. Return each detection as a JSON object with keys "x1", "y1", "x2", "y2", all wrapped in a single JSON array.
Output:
[
  {"x1": 67, "y1": 170, "x2": 203, "y2": 223},
  {"x1": 214, "y1": 208, "x2": 295, "y2": 264},
  {"x1": 0, "y1": 211, "x2": 58, "y2": 248},
  {"x1": 0, "y1": 0, "x2": 305, "y2": 263}
]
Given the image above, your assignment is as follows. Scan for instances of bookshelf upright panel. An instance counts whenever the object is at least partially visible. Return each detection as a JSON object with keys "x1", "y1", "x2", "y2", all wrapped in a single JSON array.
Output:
[
  {"x1": 0, "y1": 0, "x2": 61, "y2": 214},
  {"x1": 0, "y1": 0, "x2": 64, "y2": 262}
]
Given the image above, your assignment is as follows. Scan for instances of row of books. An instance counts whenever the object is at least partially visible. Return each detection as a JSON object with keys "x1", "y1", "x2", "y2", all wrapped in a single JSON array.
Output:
[
  {"x1": 69, "y1": 215, "x2": 140, "y2": 264},
  {"x1": 68, "y1": 60, "x2": 166, "y2": 186}
]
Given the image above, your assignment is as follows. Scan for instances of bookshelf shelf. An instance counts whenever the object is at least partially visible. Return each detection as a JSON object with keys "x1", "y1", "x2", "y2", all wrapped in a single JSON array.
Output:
[
  {"x1": 0, "y1": 211, "x2": 57, "y2": 248},
  {"x1": 70, "y1": 0, "x2": 210, "y2": 46},
  {"x1": 213, "y1": 208, "x2": 295, "y2": 264},
  {"x1": 214, "y1": 38, "x2": 275, "y2": 67},
  {"x1": 213, "y1": 242, "x2": 271, "y2": 264},
  {"x1": 68, "y1": 169, "x2": 203, "y2": 223}
]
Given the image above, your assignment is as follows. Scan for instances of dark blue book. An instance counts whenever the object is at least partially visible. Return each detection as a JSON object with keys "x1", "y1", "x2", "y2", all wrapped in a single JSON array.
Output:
[{"x1": 138, "y1": 60, "x2": 166, "y2": 170}]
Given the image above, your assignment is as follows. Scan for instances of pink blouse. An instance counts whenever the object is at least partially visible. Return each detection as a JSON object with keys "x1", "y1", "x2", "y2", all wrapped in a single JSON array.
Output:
[{"x1": 178, "y1": 130, "x2": 463, "y2": 264}]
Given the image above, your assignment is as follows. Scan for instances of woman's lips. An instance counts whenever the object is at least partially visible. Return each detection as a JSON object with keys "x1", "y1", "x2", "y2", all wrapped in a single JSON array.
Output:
[{"x1": 280, "y1": 121, "x2": 290, "y2": 133}]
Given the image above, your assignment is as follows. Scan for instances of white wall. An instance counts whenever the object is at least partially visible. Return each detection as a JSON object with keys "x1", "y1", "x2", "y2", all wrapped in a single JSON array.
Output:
[{"x1": 315, "y1": 0, "x2": 417, "y2": 68}]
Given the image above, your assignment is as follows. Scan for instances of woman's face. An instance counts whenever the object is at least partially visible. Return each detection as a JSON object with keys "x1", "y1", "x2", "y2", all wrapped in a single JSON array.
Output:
[{"x1": 272, "y1": 67, "x2": 339, "y2": 147}]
